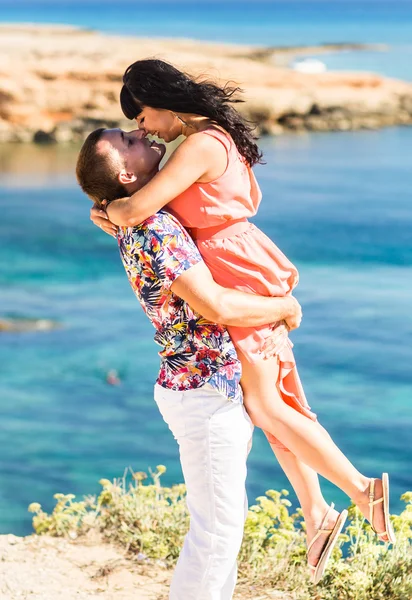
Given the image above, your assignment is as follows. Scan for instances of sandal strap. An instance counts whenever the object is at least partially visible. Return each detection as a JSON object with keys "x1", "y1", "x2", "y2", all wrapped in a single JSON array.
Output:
[
  {"x1": 307, "y1": 529, "x2": 334, "y2": 554},
  {"x1": 368, "y1": 478, "x2": 385, "y2": 529},
  {"x1": 369, "y1": 478, "x2": 375, "y2": 525},
  {"x1": 369, "y1": 477, "x2": 375, "y2": 501},
  {"x1": 319, "y1": 502, "x2": 335, "y2": 529},
  {"x1": 356, "y1": 474, "x2": 394, "y2": 544},
  {"x1": 373, "y1": 528, "x2": 389, "y2": 536},
  {"x1": 307, "y1": 503, "x2": 335, "y2": 555},
  {"x1": 357, "y1": 479, "x2": 385, "y2": 535},
  {"x1": 370, "y1": 498, "x2": 384, "y2": 506}
]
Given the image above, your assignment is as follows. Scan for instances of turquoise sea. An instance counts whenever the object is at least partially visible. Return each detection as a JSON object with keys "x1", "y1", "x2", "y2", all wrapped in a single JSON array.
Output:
[
  {"x1": 1, "y1": 1, "x2": 412, "y2": 535},
  {"x1": 2, "y1": 0, "x2": 412, "y2": 80}
]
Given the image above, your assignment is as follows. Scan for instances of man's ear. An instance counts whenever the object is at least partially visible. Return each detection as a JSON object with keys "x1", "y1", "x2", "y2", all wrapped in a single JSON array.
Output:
[{"x1": 118, "y1": 169, "x2": 138, "y2": 185}]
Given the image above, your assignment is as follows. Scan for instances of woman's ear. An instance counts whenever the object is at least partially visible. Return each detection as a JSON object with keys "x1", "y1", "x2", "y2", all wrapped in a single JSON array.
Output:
[{"x1": 118, "y1": 170, "x2": 138, "y2": 185}]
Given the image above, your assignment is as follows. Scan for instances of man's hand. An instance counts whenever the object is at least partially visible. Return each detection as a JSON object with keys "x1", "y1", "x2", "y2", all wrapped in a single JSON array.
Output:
[
  {"x1": 90, "y1": 201, "x2": 118, "y2": 238},
  {"x1": 283, "y1": 296, "x2": 302, "y2": 331},
  {"x1": 171, "y1": 261, "x2": 304, "y2": 330}
]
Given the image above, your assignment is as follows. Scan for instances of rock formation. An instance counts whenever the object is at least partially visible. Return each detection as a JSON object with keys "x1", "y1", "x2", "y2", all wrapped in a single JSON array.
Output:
[{"x1": 1, "y1": 25, "x2": 411, "y2": 142}]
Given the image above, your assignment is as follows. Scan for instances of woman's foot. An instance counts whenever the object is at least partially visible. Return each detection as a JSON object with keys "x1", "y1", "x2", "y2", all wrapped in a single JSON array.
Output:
[
  {"x1": 306, "y1": 505, "x2": 340, "y2": 570},
  {"x1": 306, "y1": 503, "x2": 348, "y2": 584},
  {"x1": 353, "y1": 476, "x2": 394, "y2": 543}
]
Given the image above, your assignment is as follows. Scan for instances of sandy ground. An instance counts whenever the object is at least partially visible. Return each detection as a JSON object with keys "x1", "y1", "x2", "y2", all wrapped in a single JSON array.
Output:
[
  {"x1": 0, "y1": 532, "x2": 170, "y2": 600},
  {"x1": 0, "y1": 532, "x2": 292, "y2": 600}
]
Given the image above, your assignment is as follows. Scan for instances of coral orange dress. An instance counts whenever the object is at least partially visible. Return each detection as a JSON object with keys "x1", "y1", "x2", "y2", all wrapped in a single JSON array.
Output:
[{"x1": 167, "y1": 127, "x2": 317, "y2": 449}]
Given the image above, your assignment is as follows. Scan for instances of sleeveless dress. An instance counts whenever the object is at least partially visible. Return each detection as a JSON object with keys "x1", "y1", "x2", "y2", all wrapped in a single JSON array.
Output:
[{"x1": 167, "y1": 127, "x2": 317, "y2": 449}]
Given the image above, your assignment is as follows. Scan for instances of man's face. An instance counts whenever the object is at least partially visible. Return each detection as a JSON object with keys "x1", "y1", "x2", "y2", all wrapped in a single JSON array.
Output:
[{"x1": 98, "y1": 128, "x2": 166, "y2": 183}]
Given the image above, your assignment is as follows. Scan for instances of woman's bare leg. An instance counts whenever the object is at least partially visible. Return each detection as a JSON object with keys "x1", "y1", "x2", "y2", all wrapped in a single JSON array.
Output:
[
  {"x1": 267, "y1": 439, "x2": 339, "y2": 567},
  {"x1": 240, "y1": 351, "x2": 388, "y2": 538}
]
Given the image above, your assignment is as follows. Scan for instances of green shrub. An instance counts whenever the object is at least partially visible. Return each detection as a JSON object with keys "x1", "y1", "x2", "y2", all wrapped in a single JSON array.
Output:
[{"x1": 28, "y1": 467, "x2": 412, "y2": 599}]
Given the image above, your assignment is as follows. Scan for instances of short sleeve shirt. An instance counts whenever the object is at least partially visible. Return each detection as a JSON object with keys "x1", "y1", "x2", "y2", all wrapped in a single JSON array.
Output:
[{"x1": 117, "y1": 211, "x2": 241, "y2": 402}]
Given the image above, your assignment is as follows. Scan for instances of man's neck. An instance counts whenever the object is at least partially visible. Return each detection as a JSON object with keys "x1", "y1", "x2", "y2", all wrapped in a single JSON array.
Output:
[{"x1": 126, "y1": 167, "x2": 159, "y2": 196}]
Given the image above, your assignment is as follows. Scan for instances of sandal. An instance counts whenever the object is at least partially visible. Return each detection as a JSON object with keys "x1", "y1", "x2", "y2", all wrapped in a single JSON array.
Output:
[
  {"x1": 360, "y1": 473, "x2": 396, "y2": 544},
  {"x1": 307, "y1": 503, "x2": 348, "y2": 585}
]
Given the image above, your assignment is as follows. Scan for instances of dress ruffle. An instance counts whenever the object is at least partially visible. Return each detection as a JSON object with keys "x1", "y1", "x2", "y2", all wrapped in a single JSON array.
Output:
[
  {"x1": 196, "y1": 224, "x2": 317, "y2": 452},
  {"x1": 263, "y1": 338, "x2": 317, "y2": 450}
]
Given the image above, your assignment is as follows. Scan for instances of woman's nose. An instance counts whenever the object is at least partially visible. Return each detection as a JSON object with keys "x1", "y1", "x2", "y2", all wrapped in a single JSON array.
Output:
[
  {"x1": 132, "y1": 129, "x2": 146, "y2": 138},
  {"x1": 135, "y1": 120, "x2": 146, "y2": 132}
]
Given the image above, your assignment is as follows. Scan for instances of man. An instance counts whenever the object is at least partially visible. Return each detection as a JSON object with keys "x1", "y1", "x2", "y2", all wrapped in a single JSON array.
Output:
[{"x1": 76, "y1": 128, "x2": 301, "y2": 600}]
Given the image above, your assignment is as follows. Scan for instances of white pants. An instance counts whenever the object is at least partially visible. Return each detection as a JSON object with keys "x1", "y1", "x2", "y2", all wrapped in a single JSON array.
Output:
[{"x1": 154, "y1": 383, "x2": 254, "y2": 600}]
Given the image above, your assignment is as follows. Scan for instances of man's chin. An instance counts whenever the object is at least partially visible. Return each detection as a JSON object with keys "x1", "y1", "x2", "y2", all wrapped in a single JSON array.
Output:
[
  {"x1": 157, "y1": 142, "x2": 166, "y2": 153},
  {"x1": 150, "y1": 144, "x2": 166, "y2": 171},
  {"x1": 154, "y1": 142, "x2": 166, "y2": 160}
]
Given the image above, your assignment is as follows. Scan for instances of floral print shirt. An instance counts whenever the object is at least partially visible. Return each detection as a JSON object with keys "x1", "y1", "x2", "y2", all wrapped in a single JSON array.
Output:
[{"x1": 117, "y1": 211, "x2": 242, "y2": 402}]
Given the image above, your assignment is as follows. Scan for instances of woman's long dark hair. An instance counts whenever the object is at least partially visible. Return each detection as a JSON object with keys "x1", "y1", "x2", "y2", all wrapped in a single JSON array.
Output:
[{"x1": 120, "y1": 59, "x2": 263, "y2": 167}]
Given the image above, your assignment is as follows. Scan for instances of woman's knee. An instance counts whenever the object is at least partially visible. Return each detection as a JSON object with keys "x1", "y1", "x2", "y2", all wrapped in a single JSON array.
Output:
[
  {"x1": 244, "y1": 395, "x2": 288, "y2": 430},
  {"x1": 315, "y1": 420, "x2": 332, "y2": 440}
]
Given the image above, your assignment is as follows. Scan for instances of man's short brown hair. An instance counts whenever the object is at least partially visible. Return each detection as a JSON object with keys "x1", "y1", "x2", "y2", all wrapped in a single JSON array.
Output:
[{"x1": 76, "y1": 128, "x2": 128, "y2": 206}]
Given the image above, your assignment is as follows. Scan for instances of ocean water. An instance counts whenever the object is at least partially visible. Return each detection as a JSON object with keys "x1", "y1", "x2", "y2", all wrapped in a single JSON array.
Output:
[
  {"x1": 2, "y1": 0, "x2": 412, "y2": 80},
  {"x1": 1, "y1": 0, "x2": 412, "y2": 535},
  {"x1": 1, "y1": 127, "x2": 411, "y2": 535}
]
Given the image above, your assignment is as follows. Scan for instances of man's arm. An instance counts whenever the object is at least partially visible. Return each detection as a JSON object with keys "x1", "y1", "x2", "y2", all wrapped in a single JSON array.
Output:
[{"x1": 171, "y1": 261, "x2": 301, "y2": 330}]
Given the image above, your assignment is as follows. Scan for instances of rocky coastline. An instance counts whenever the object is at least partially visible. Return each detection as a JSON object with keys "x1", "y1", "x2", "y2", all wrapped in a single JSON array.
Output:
[
  {"x1": 1, "y1": 25, "x2": 412, "y2": 143},
  {"x1": 0, "y1": 317, "x2": 60, "y2": 333}
]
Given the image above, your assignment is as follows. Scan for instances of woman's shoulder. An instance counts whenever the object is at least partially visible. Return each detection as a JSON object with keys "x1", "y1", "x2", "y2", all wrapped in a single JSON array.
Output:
[
  {"x1": 178, "y1": 127, "x2": 230, "y2": 156},
  {"x1": 201, "y1": 125, "x2": 233, "y2": 147}
]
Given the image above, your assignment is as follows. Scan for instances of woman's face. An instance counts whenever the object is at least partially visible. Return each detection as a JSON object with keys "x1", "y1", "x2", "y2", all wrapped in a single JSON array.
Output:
[{"x1": 135, "y1": 107, "x2": 182, "y2": 143}]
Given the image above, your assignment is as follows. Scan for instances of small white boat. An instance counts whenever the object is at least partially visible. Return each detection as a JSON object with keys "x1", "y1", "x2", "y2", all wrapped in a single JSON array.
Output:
[{"x1": 291, "y1": 58, "x2": 327, "y2": 74}]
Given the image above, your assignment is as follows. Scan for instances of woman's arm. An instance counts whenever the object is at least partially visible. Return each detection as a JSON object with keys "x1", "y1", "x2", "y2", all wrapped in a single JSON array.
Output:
[{"x1": 106, "y1": 133, "x2": 227, "y2": 227}]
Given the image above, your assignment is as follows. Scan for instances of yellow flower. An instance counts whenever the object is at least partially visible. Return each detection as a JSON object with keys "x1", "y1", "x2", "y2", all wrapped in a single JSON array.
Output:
[
  {"x1": 133, "y1": 472, "x2": 148, "y2": 481},
  {"x1": 99, "y1": 479, "x2": 112, "y2": 487}
]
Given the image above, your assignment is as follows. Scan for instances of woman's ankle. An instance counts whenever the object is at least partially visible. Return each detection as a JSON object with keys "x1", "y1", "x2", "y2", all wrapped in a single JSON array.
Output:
[
  {"x1": 350, "y1": 476, "x2": 372, "y2": 505},
  {"x1": 303, "y1": 501, "x2": 331, "y2": 526}
]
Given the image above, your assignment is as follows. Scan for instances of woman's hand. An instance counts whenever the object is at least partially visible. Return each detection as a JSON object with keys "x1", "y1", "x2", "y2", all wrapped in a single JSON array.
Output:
[
  {"x1": 261, "y1": 296, "x2": 302, "y2": 360},
  {"x1": 261, "y1": 321, "x2": 290, "y2": 360},
  {"x1": 90, "y1": 201, "x2": 118, "y2": 238}
]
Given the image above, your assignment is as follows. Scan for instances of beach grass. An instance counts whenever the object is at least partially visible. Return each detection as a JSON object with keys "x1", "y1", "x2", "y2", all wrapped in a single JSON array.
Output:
[{"x1": 28, "y1": 466, "x2": 412, "y2": 599}]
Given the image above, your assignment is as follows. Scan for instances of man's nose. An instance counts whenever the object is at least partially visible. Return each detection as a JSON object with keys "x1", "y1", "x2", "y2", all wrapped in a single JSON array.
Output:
[{"x1": 131, "y1": 129, "x2": 146, "y2": 139}]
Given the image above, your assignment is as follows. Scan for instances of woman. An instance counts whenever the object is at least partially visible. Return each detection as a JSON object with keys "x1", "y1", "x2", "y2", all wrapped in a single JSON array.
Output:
[{"x1": 90, "y1": 59, "x2": 395, "y2": 582}]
